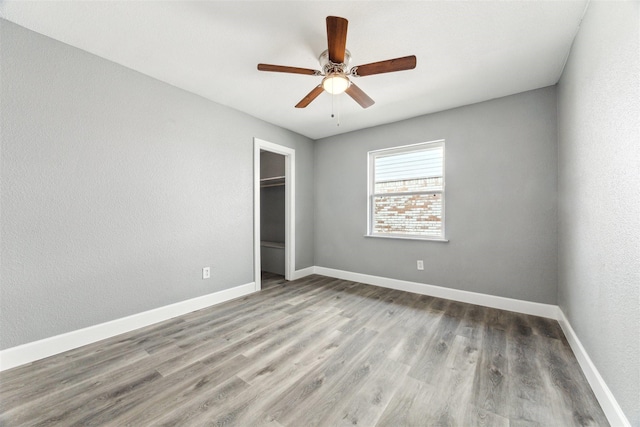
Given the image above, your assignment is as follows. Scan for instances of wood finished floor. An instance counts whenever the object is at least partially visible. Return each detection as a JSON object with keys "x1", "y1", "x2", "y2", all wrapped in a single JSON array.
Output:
[{"x1": 0, "y1": 273, "x2": 608, "y2": 426}]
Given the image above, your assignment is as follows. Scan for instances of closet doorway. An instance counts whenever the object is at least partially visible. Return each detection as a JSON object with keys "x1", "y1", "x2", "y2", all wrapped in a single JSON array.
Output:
[{"x1": 253, "y1": 138, "x2": 295, "y2": 291}]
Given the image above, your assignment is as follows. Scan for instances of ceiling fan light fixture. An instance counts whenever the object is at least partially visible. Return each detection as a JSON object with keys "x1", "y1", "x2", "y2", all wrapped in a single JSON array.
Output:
[
  {"x1": 257, "y1": 17, "x2": 414, "y2": 109},
  {"x1": 322, "y1": 73, "x2": 350, "y2": 94}
]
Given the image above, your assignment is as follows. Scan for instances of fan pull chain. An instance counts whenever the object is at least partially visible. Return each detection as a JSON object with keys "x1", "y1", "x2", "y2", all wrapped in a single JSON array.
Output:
[
  {"x1": 330, "y1": 93, "x2": 341, "y2": 127},
  {"x1": 331, "y1": 81, "x2": 336, "y2": 119}
]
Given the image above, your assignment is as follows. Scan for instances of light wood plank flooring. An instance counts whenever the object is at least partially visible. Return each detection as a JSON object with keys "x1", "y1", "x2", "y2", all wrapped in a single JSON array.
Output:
[{"x1": 0, "y1": 273, "x2": 608, "y2": 426}]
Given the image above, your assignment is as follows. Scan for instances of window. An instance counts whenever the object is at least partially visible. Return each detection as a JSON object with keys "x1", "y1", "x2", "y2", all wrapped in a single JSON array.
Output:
[{"x1": 367, "y1": 140, "x2": 445, "y2": 240}]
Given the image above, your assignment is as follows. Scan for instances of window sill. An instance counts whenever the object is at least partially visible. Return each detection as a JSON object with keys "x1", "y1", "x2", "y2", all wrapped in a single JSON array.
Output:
[{"x1": 364, "y1": 234, "x2": 449, "y2": 243}]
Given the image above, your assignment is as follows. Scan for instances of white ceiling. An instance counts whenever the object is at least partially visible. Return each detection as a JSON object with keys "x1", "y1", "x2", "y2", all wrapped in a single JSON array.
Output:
[{"x1": 1, "y1": 1, "x2": 587, "y2": 140}]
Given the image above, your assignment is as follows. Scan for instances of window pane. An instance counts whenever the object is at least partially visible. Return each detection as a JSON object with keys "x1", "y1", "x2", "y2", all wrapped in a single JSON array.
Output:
[
  {"x1": 374, "y1": 176, "x2": 443, "y2": 194},
  {"x1": 373, "y1": 193, "x2": 443, "y2": 236},
  {"x1": 375, "y1": 147, "x2": 443, "y2": 182}
]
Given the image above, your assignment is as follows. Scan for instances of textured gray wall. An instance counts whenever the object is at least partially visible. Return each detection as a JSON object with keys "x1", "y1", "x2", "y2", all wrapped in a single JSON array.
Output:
[
  {"x1": 0, "y1": 20, "x2": 314, "y2": 349},
  {"x1": 557, "y1": 1, "x2": 640, "y2": 424},
  {"x1": 315, "y1": 87, "x2": 558, "y2": 304}
]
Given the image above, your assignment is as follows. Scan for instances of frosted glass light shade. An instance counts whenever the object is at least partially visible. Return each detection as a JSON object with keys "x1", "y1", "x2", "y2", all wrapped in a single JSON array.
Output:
[{"x1": 322, "y1": 73, "x2": 350, "y2": 94}]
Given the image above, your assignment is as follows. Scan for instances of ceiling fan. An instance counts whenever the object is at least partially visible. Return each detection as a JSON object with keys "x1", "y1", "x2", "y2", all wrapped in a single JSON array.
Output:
[{"x1": 257, "y1": 16, "x2": 417, "y2": 109}]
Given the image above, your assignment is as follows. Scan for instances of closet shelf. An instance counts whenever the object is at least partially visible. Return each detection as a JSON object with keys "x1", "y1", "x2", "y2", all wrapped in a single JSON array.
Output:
[
  {"x1": 261, "y1": 241, "x2": 285, "y2": 249},
  {"x1": 260, "y1": 176, "x2": 285, "y2": 188}
]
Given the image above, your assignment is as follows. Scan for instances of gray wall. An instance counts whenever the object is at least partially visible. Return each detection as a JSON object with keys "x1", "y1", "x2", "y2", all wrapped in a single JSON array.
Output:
[
  {"x1": 557, "y1": 1, "x2": 640, "y2": 424},
  {"x1": 260, "y1": 186, "x2": 285, "y2": 243},
  {"x1": 315, "y1": 87, "x2": 558, "y2": 304},
  {"x1": 0, "y1": 20, "x2": 314, "y2": 350}
]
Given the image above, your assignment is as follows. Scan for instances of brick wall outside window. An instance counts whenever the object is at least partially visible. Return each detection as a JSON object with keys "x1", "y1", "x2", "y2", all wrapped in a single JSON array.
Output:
[{"x1": 373, "y1": 177, "x2": 443, "y2": 236}]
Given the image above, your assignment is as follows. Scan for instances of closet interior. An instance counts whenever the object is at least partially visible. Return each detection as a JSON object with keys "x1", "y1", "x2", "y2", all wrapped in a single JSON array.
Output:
[{"x1": 260, "y1": 150, "x2": 285, "y2": 276}]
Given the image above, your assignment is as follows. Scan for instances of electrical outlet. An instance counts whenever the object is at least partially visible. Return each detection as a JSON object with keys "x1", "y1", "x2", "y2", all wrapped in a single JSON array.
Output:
[
  {"x1": 417, "y1": 260, "x2": 424, "y2": 270},
  {"x1": 202, "y1": 267, "x2": 211, "y2": 279}
]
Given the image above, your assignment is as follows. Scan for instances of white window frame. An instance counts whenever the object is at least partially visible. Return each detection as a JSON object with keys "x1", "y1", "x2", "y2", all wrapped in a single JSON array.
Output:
[{"x1": 367, "y1": 140, "x2": 447, "y2": 241}]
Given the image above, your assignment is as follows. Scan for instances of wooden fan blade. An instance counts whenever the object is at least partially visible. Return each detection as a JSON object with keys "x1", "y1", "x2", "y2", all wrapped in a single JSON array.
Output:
[
  {"x1": 295, "y1": 86, "x2": 324, "y2": 108},
  {"x1": 345, "y1": 82, "x2": 374, "y2": 108},
  {"x1": 326, "y1": 16, "x2": 348, "y2": 63},
  {"x1": 257, "y1": 64, "x2": 319, "y2": 75},
  {"x1": 352, "y1": 55, "x2": 417, "y2": 77}
]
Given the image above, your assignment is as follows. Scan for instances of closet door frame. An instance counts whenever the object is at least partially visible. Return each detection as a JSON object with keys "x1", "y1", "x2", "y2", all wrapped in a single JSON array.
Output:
[{"x1": 253, "y1": 138, "x2": 295, "y2": 290}]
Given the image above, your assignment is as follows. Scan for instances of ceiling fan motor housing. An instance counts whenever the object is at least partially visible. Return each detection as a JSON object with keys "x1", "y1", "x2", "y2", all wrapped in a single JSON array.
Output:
[{"x1": 319, "y1": 49, "x2": 351, "y2": 75}]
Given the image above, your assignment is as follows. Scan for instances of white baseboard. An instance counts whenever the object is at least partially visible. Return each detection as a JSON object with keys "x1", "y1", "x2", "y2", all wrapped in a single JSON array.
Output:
[
  {"x1": 314, "y1": 266, "x2": 558, "y2": 319},
  {"x1": 292, "y1": 266, "x2": 315, "y2": 280},
  {"x1": 557, "y1": 309, "x2": 631, "y2": 427},
  {"x1": 0, "y1": 282, "x2": 256, "y2": 372}
]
